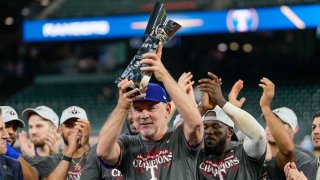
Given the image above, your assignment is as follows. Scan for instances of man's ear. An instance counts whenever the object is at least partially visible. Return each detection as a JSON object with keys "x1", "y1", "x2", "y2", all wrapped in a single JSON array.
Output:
[
  {"x1": 165, "y1": 102, "x2": 172, "y2": 118},
  {"x1": 227, "y1": 127, "x2": 234, "y2": 139}
]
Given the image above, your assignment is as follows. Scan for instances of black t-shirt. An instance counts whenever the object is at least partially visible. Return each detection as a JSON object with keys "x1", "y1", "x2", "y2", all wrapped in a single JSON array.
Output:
[
  {"x1": 261, "y1": 149, "x2": 313, "y2": 180},
  {"x1": 0, "y1": 155, "x2": 24, "y2": 180},
  {"x1": 104, "y1": 125, "x2": 200, "y2": 180},
  {"x1": 81, "y1": 144, "x2": 122, "y2": 180},
  {"x1": 298, "y1": 156, "x2": 319, "y2": 180},
  {"x1": 197, "y1": 144, "x2": 265, "y2": 180}
]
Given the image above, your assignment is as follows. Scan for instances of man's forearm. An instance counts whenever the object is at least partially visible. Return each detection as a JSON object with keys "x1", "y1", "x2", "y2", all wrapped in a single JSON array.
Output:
[
  {"x1": 46, "y1": 159, "x2": 70, "y2": 180},
  {"x1": 18, "y1": 157, "x2": 39, "y2": 180},
  {"x1": 162, "y1": 75, "x2": 203, "y2": 145},
  {"x1": 222, "y1": 102, "x2": 266, "y2": 157},
  {"x1": 97, "y1": 105, "x2": 127, "y2": 163},
  {"x1": 261, "y1": 106, "x2": 295, "y2": 166}
]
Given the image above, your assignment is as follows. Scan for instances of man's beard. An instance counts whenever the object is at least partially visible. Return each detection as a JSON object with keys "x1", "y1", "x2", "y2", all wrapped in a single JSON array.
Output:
[
  {"x1": 31, "y1": 138, "x2": 46, "y2": 147},
  {"x1": 62, "y1": 135, "x2": 69, "y2": 146},
  {"x1": 314, "y1": 146, "x2": 320, "y2": 151},
  {"x1": 204, "y1": 135, "x2": 227, "y2": 156}
]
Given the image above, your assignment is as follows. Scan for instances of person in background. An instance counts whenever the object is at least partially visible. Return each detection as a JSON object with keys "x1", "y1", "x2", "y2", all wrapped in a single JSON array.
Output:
[
  {"x1": 81, "y1": 108, "x2": 139, "y2": 180},
  {"x1": 0, "y1": 107, "x2": 24, "y2": 179},
  {"x1": 312, "y1": 111, "x2": 320, "y2": 156},
  {"x1": 18, "y1": 105, "x2": 61, "y2": 170},
  {"x1": 0, "y1": 107, "x2": 39, "y2": 180},
  {"x1": 0, "y1": 106, "x2": 25, "y2": 147},
  {"x1": 20, "y1": 105, "x2": 61, "y2": 161},
  {"x1": 259, "y1": 78, "x2": 313, "y2": 179},
  {"x1": 36, "y1": 106, "x2": 91, "y2": 180},
  {"x1": 282, "y1": 111, "x2": 320, "y2": 179},
  {"x1": 197, "y1": 72, "x2": 266, "y2": 179}
]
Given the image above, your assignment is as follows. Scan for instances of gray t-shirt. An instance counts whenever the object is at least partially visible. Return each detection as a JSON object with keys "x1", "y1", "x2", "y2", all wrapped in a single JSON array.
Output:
[
  {"x1": 21, "y1": 154, "x2": 44, "y2": 167},
  {"x1": 81, "y1": 144, "x2": 122, "y2": 180},
  {"x1": 261, "y1": 149, "x2": 313, "y2": 180},
  {"x1": 102, "y1": 125, "x2": 200, "y2": 180},
  {"x1": 299, "y1": 156, "x2": 319, "y2": 180},
  {"x1": 36, "y1": 153, "x2": 87, "y2": 180},
  {"x1": 197, "y1": 144, "x2": 265, "y2": 180}
]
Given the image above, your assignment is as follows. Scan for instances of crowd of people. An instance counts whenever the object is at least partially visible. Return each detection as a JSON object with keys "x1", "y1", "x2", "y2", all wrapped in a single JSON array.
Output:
[{"x1": 0, "y1": 43, "x2": 319, "y2": 180}]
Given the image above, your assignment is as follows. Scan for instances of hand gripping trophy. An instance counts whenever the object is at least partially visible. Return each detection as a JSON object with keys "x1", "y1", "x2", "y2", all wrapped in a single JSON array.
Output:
[{"x1": 115, "y1": 2, "x2": 181, "y2": 94}]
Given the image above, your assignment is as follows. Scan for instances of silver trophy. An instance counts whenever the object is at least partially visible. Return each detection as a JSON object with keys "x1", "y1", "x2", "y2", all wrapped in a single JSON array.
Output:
[{"x1": 115, "y1": 2, "x2": 181, "y2": 94}]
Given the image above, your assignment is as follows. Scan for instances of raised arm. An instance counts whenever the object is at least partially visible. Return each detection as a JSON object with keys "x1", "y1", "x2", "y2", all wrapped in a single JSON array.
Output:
[
  {"x1": 45, "y1": 128, "x2": 81, "y2": 180},
  {"x1": 96, "y1": 80, "x2": 145, "y2": 166},
  {"x1": 140, "y1": 52, "x2": 203, "y2": 146},
  {"x1": 198, "y1": 72, "x2": 266, "y2": 158},
  {"x1": 259, "y1": 77, "x2": 295, "y2": 168}
]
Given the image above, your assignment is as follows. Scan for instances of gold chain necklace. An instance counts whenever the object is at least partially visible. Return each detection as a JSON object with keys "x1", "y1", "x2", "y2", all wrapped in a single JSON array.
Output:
[{"x1": 72, "y1": 156, "x2": 84, "y2": 171}]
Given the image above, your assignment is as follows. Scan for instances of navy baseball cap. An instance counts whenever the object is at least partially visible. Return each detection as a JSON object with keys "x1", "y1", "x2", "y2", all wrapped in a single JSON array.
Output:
[{"x1": 135, "y1": 83, "x2": 167, "y2": 103}]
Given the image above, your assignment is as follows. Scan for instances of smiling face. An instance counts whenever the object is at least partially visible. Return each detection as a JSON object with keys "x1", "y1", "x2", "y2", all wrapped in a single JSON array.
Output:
[
  {"x1": 0, "y1": 115, "x2": 9, "y2": 154},
  {"x1": 5, "y1": 121, "x2": 18, "y2": 146},
  {"x1": 312, "y1": 117, "x2": 320, "y2": 150},
  {"x1": 132, "y1": 101, "x2": 170, "y2": 141}
]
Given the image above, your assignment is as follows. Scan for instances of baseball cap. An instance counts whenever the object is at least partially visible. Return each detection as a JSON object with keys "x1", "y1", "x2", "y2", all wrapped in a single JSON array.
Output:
[
  {"x1": 203, "y1": 107, "x2": 238, "y2": 141},
  {"x1": 271, "y1": 107, "x2": 298, "y2": 130},
  {"x1": 134, "y1": 83, "x2": 167, "y2": 103},
  {"x1": 22, "y1": 106, "x2": 59, "y2": 127},
  {"x1": 60, "y1": 106, "x2": 88, "y2": 125},
  {"x1": 0, "y1": 106, "x2": 25, "y2": 128}
]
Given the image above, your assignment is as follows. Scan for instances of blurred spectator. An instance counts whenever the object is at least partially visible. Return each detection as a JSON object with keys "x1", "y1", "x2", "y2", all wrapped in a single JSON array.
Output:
[{"x1": 300, "y1": 135, "x2": 314, "y2": 152}]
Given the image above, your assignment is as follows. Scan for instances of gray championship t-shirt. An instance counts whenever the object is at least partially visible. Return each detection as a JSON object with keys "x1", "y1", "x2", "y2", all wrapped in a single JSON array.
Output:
[
  {"x1": 260, "y1": 149, "x2": 313, "y2": 180},
  {"x1": 36, "y1": 153, "x2": 88, "y2": 180},
  {"x1": 21, "y1": 154, "x2": 43, "y2": 167},
  {"x1": 81, "y1": 144, "x2": 122, "y2": 180},
  {"x1": 102, "y1": 125, "x2": 200, "y2": 180},
  {"x1": 197, "y1": 144, "x2": 265, "y2": 180}
]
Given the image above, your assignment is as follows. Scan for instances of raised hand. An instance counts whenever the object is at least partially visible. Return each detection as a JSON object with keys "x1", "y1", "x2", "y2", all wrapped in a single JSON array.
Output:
[
  {"x1": 19, "y1": 131, "x2": 35, "y2": 157},
  {"x1": 117, "y1": 79, "x2": 146, "y2": 110},
  {"x1": 284, "y1": 162, "x2": 307, "y2": 180},
  {"x1": 259, "y1": 77, "x2": 275, "y2": 108},
  {"x1": 178, "y1": 72, "x2": 196, "y2": 104},
  {"x1": 44, "y1": 128, "x2": 62, "y2": 155},
  {"x1": 198, "y1": 72, "x2": 226, "y2": 108},
  {"x1": 140, "y1": 52, "x2": 170, "y2": 82},
  {"x1": 65, "y1": 128, "x2": 81, "y2": 157},
  {"x1": 228, "y1": 79, "x2": 246, "y2": 108},
  {"x1": 74, "y1": 119, "x2": 91, "y2": 149}
]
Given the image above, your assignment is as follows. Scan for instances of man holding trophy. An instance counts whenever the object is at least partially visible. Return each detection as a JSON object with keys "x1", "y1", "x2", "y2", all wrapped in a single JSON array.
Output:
[{"x1": 97, "y1": 2, "x2": 203, "y2": 180}]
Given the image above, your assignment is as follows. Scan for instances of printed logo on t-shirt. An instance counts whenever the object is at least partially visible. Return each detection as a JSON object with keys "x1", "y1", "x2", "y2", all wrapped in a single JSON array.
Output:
[
  {"x1": 111, "y1": 169, "x2": 123, "y2": 180},
  {"x1": 67, "y1": 164, "x2": 84, "y2": 180},
  {"x1": 199, "y1": 155, "x2": 239, "y2": 179},
  {"x1": 132, "y1": 150, "x2": 172, "y2": 180}
]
